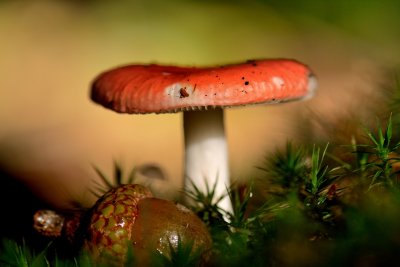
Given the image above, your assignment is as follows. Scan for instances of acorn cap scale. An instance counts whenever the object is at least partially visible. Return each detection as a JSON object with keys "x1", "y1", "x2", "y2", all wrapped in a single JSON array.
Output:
[{"x1": 84, "y1": 184, "x2": 153, "y2": 261}]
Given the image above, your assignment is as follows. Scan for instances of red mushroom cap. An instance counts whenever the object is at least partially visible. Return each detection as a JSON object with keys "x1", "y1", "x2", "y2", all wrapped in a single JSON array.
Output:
[{"x1": 91, "y1": 59, "x2": 316, "y2": 114}]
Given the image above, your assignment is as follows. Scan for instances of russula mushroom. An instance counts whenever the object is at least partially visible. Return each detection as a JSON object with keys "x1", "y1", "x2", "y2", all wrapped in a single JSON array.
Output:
[{"x1": 90, "y1": 59, "x2": 317, "y2": 215}]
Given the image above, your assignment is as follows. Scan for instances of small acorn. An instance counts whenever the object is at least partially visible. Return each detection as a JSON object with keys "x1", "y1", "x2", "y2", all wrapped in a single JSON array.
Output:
[{"x1": 33, "y1": 184, "x2": 212, "y2": 266}]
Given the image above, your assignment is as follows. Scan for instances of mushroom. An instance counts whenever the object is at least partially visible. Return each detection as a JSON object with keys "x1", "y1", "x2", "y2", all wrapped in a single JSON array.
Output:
[{"x1": 90, "y1": 59, "x2": 317, "y2": 216}]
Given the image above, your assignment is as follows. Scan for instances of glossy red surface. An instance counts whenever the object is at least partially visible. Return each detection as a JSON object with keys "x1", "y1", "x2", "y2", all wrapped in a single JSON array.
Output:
[{"x1": 91, "y1": 59, "x2": 314, "y2": 113}]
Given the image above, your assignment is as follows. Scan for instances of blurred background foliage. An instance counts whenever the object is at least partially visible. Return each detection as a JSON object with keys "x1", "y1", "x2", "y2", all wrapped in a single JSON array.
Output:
[{"x1": 0, "y1": 0, "x2": 399, "y2": 242}]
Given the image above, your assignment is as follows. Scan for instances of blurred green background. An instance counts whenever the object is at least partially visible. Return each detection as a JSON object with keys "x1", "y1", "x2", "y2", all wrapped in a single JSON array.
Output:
[{"x1": 0, "y1": 0, "x2": 399, "y2": 212}]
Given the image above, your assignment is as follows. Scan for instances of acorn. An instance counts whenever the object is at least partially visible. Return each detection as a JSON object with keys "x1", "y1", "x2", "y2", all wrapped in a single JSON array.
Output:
[{"x1": 33, "y1": 184, "x2": 212, "y2": 266}]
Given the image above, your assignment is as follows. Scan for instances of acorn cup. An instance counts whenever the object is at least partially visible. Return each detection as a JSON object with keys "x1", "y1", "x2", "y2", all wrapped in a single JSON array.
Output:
[{"x1": 33, "y1": 184, "x2": 212, "y2": 266}]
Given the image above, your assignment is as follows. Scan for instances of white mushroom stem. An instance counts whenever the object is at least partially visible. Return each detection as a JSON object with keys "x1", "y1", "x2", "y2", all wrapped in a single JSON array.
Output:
[{"x1": 183, "y1": 109, "x2": 233, "y2": 216}]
